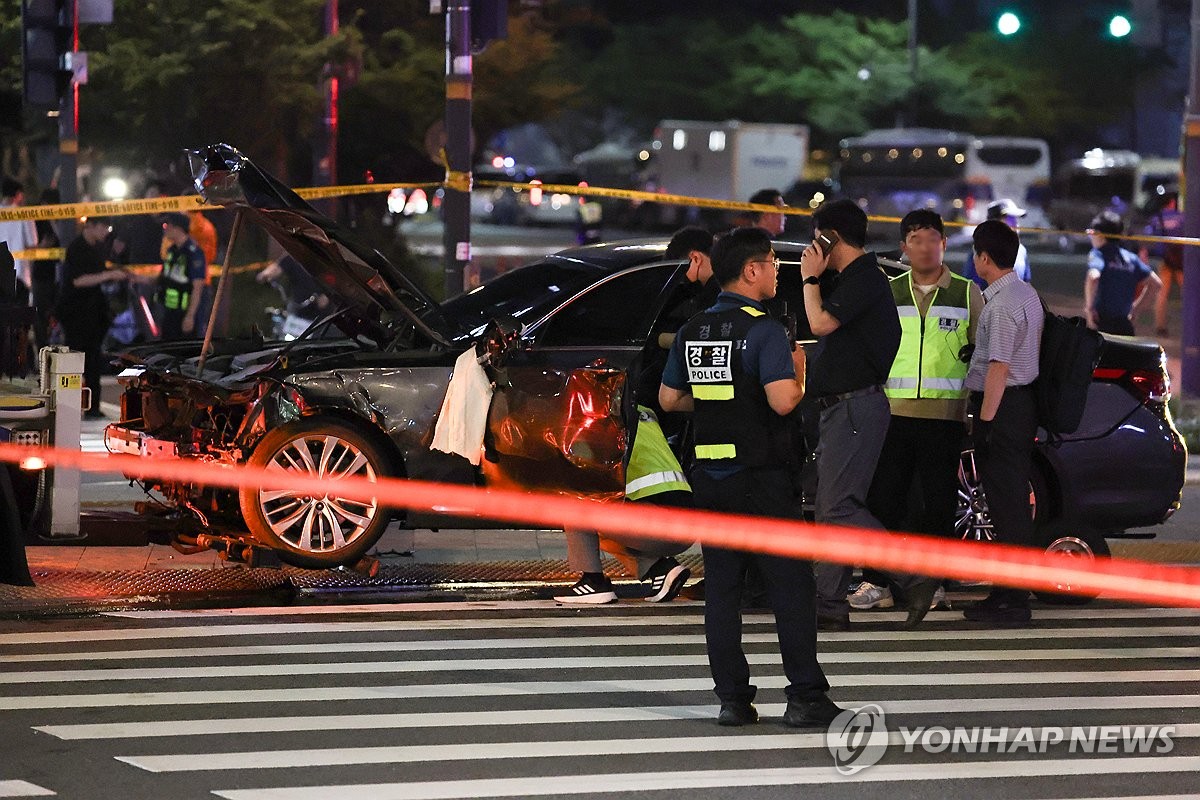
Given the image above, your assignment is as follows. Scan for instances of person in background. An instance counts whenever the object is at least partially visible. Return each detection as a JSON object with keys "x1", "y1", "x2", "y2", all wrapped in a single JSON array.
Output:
[
  {"x1": 57, "y1": 217, "x2": 127, "y2": 419},
  {"x1": 30, "y1": 188, "x2": 62, "y2": 349},
  {"x1": 155, "y1": 213, "x2": 207, "y2": 340},
  {"x1": 1139, "y1": 191, "x2": 1183, "y2": 337},
  {"x1": 963, "y1": 199, "x2": 1031, "y2": 288},
  {"x1": 0, "y1": 178, "x2": 38, "y2": 299},
  {"x1": 1083, "y1": 210, "x2": 1161, "y2": 336},
  {"x1": 746, "y1": 188, "x2": 787, "y2": 236}
]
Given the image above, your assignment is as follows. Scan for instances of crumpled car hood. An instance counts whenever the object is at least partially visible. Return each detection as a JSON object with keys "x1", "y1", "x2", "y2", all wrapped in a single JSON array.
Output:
[{"x1": 189, "y1": 143, "x2": 454, "y2": 348}]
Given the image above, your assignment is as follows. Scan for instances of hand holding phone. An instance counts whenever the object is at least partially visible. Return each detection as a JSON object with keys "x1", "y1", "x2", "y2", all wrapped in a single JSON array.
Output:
[{"x1": 815, "y1": 230, "x2": 840, "y2": 257}]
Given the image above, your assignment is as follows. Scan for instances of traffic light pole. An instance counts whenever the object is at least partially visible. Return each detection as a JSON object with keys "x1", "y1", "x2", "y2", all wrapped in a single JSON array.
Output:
[
  {"x1": 442, "y1": 0, "x2": 472, "y2": 299},
  {"x1": 57, "y1": 0, "x2": 78, "y2": 205},
  {"x1": 1182, "y1": 0, "x2": 1200, "y2": 396}
]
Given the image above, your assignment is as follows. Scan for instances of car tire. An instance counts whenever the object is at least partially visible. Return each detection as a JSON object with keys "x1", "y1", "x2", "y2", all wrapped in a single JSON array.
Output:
[
  {"x1": 1033, "y1": 533, "x2": 1110, "y2": 605},
  {"x1": 239, "y1": 417, "x2": 392, "y2": 569}
]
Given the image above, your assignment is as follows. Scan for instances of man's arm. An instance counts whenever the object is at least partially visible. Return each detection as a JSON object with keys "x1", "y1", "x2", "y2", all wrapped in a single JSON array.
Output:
[
  {"x1": 763, "y1": 345, "x2": 806, "y2": 415},
  {"x1": 1130, "y1": 270, "x2": 1163, "y2": 315},
  {"x1": 658, "y1": 384, "x2": 693, "y2": 413},
  {"x1": 799, "y1": 243, "x2": 840, "y2": 336},
  {"x1": 1083, "y1": 271, "x2": 1100, "y2": 328},
  {"x1": 980, "y1": 360, "x2": 1010, "y2": 422}
]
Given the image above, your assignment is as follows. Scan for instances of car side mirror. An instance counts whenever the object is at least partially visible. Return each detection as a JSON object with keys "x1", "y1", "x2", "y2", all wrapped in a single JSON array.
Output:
[{"x1": 477, "y1": 314, "x2": 523, "y2": 367}]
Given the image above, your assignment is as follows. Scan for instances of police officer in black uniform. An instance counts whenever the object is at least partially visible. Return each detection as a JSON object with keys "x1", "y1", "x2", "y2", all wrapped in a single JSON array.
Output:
[{"x1": 660, "y1": 226, "x2": 841, "y2": 728}]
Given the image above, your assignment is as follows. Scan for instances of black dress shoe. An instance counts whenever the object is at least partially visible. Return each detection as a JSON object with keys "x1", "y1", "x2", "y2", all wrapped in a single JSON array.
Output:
[
  {"x1": 963, "y1": 593, "x2": 1032, "y2": 626},
  {"x1": 717, "y1": 701, "x2": 759, "y2": 727},
  {"x1": 783, "y1": 695, "x2": 844, "y2": 728},
  {"x1": 902, "y1": 579, "x2": 940, "y2": 630},
  {"x1": 817, "y1": 612, "x2": 850, "y2": 632}
]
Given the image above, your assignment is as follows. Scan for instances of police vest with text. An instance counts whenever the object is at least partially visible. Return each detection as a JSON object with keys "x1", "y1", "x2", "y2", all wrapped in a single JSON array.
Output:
[
  {"x1": 884, "y1": 271, "x2": 972, "y2": 400},
  {"x1": 678, "y1": 305, "x2": 793, "y2": 470},
  {"x1": 159, "y1": 244, "x2": 197, "y2": 311}
]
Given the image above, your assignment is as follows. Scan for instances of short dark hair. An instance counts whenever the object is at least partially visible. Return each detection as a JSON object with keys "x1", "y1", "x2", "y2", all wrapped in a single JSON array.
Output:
[
  {"x1": 972, "y1": 219, "x2": 1019, "y2": 270},
  {"x1": 161, "y1": 212, "x2": 190, "y2": 233},
  {"x1": 1089, "y1": 209, "x2": 1125, "y2": 238},
  {"x1": 812, "y1": 198, "x2": 867, "y2": 248},
  {"x1": 710, "y1": 226, "x2": 773, "y2": 287},
  {"x1": 1, "y1": 177, "x2": 23, "y2": 199},
  {"x1": 748, "y1": 188, "x2": 782, "y2": 220},
  {"x1": 665, "y1": 226, "x2": 713, "y2": 260},
  {"x1": 900, "y1": 208, "x2": 944, "y2": 239}
]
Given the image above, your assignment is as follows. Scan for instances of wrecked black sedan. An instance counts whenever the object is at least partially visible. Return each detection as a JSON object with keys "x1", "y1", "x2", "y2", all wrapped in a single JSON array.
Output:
[{"x1": 105, "y1": 144, "x2": 1184, "y2": 573}]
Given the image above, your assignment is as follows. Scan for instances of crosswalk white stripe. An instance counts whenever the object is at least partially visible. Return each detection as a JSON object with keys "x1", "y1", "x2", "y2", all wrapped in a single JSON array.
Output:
[
  {"x1": 118, "y1": 723, "x2": 1200, "y2": 772},
  {"x1": 6, "y1": 625, "x2": 1200, "y2": 663},
  {"x1": 33, "y1": 695, "x2": 1200, "y2": 740},
  {"x1": 6, "y1": 608, "x2": 1200, "y2": 646},
  {"x1": 6, "y1": 668, "x2": 1200, "y2": 712},
  {"x1": 0, "y1": 782, "x2": 54, "y2": 798},
  {"x1": 208, "y1": 757, "x2": 1200, "y2": 800},
  {"x1": 105, "y1": 605, "x2": 1200, "y2": 621},
  {"x1": 6, "y1": 646, "x2": 1197, "y2": 685}
]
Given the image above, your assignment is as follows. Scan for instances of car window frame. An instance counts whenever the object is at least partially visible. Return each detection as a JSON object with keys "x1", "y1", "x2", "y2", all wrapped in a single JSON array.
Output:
[{"x1": 524, "y1": 260, "x2": 690, "y2": 350}]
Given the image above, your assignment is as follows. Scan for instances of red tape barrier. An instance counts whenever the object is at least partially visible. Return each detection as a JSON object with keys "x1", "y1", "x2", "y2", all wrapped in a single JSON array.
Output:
[{"x1": 2, "y1": 441, "x2": 1198, "y2": 607}]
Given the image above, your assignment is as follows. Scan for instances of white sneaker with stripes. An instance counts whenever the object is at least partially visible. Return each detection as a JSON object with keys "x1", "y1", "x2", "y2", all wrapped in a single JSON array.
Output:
[{"x1": 554, "y1": 576, "x2": 618, "y2": 604}]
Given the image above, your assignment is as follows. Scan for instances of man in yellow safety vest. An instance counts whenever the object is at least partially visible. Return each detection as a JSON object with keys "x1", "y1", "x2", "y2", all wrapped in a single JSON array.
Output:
[{"x1": 850, "y1": 209, "x2": 983, "y2": 619}]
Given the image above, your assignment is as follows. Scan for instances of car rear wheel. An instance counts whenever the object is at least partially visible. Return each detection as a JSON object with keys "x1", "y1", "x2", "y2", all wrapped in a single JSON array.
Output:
[
  {"x1": 239, "y1": 418, "x2": 391, "y2": 569},
  {"x1": 957, "y1": 448, "x2": 1106, "y2": 604}
]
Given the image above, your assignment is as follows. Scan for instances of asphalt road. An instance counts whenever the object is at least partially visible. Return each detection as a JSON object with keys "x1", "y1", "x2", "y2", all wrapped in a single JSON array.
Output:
[{"x1": 2, "y1": 600, "x2": 1199, "y2": 800}]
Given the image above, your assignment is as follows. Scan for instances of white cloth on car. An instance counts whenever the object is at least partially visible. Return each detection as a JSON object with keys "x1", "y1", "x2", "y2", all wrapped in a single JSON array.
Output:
[{"x1": 431, "y1": 348, "x2": 493, "y2": 465}]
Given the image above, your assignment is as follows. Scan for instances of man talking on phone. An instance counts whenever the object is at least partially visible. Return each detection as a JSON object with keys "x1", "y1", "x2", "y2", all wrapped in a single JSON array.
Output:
[{"x1": 799, "y1": 199, "x2": 903, "y2": 630}]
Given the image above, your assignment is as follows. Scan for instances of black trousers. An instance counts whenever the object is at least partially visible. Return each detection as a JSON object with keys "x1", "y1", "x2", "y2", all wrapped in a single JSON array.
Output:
[
  {"x1": 972, "y1": 386, "x2": 1039, "y2": 601},
  {"x1": 864, "y1": 415, "x2": 963, "y2": 590},
  {"x1": 62, "y1": 326, "x2": 103, "y2": 409},
  {"x1": 692, "y1": 468, "x2": 829, "y2": 704},
  {"x1": 1097, "y1": 315, "x2": 1134, "y2": 336}
]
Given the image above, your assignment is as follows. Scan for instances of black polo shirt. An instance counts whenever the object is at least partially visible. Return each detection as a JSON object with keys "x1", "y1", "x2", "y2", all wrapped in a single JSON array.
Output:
[{"x1": 807, "y1": 251, "x2": 901, "y2": 398}]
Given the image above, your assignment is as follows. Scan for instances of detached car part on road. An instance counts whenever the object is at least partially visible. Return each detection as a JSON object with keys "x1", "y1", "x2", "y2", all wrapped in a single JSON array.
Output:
[{"x1": 106, "y1": 144, "x2": 1185, "y2": 595}]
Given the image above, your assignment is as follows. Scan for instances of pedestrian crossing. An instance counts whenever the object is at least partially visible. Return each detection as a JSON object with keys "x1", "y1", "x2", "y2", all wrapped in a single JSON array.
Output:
[{"x1": 2, "y1": 601, "x2": 1200, "y2": 800}]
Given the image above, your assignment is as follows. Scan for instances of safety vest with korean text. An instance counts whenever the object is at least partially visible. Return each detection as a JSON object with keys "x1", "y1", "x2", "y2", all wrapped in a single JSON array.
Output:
[
  {"x1": 884, "y1": 269, "x2": 972, "y2": 400},
  {"x1": 625, "y1": 405, "x2": 691, "y2": 501},
  {"x1": 677, "y1": 305, "x2": 793, "y2": 469}
]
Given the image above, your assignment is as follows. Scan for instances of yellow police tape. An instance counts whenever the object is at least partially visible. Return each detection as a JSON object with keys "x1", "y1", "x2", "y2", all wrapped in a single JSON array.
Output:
[{"x1": 4, "y1": 177, "x2": 1196, "y2": 251}]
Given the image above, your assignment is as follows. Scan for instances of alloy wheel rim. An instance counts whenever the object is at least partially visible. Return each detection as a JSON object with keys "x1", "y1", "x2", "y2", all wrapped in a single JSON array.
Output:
[{"x1": 259, "y1": 434, "x2": 379, "y2": 553}]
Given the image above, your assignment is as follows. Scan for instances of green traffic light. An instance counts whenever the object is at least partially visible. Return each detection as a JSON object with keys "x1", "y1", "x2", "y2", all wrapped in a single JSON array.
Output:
[
  {"x1": 997, "y1": 11, "x2": 1021, "y2": 36},
  {"x1": 1109, "y1": 14, "x2": 1132, "y2": 38}
]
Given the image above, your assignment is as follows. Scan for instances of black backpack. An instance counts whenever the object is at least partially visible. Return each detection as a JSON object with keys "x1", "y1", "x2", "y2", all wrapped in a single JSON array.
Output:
[{"x1": 1035, "y1": 298, "x2": 1104, "y2": 435}]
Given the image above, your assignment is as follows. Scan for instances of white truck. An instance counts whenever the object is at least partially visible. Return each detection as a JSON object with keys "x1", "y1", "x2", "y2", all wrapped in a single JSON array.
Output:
[{"x1": 650, "y1": 120, "x2": 810, "y2": 203}]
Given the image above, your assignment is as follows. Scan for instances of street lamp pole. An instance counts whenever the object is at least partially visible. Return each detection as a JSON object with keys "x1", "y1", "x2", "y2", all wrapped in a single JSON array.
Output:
[
  {"x1": 1181, "y1": 0, "x2": 1200, "y2": 395},
  {"x1": 899, "y1": 0, "x2": 918, "y2": 128}
]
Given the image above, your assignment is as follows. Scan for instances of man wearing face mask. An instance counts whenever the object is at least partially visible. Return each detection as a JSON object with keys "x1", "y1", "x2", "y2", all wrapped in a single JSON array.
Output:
[
  {"x1": 799, "y1": 199, "x2": 911, "y2": 630},
  {"x1": 852, "y1": 209, "x2": 983, "y2": 620}
]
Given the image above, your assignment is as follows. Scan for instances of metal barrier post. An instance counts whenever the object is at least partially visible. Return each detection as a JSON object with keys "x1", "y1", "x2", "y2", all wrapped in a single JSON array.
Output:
[{"x1": 41, "y1": 346, "x2": 85, "y2": 540}]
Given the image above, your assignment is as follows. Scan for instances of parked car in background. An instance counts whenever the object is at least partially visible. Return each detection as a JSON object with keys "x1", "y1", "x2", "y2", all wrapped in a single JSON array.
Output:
[
  {"x1": 105, "y1": 144, "x2": 1185, "y2": 593},
  {"x1": 1049, "y1": 149, "x2": 1181, "y2": 246},
  {"x1": 471, "y1": 163, "x2": 594, "y2": 227}
]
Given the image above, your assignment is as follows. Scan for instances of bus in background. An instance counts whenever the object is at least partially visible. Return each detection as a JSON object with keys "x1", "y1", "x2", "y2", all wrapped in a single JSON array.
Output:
[
  {"x1": 836, "y1": 129, "x2": 1051, "y2": 233},
  {"x1": 970, "y1": 136, "x2": 1052, "y2": 227}
]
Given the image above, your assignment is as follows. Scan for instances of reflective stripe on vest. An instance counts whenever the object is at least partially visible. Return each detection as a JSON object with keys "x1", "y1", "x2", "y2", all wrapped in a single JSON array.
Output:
[
  {"x1": 885, "y1": 270, "x2": 971, "y2": 401},
  {"x1": 626, "y1": 470, "x2": 690, "y2": 499},
  {"x1": 625, "y1": 405, "x2": 691, "y2": 501},
  {"x1": 693, "y1": 384, "x2": 734, "y2": 401},
  {"x1": 695, "y1": 443, "x2": 737, "y2": 460}
]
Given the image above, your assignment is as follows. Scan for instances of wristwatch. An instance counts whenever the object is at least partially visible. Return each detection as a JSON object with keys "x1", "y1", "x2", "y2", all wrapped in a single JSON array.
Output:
[{"x1": 802, "y1": 275, "x2": 822, "y2": 286}]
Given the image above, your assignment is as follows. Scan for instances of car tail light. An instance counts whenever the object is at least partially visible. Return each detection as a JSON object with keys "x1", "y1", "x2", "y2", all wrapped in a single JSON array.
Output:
[
  {"x1": 578, "y1": 181, "x2": 588, "y2": 205},
  {"x1": 529, "y1": 180, "x2": 543, "y2": 207},
  {"x1": 1093, "y1": 366, "x2": 1170, "y2": 405}
]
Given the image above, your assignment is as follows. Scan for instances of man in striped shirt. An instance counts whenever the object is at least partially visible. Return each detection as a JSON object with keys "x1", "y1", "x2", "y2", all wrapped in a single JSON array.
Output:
[{"x1": 962, "y1": 219, "x2": 1043, "y2": 626}]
